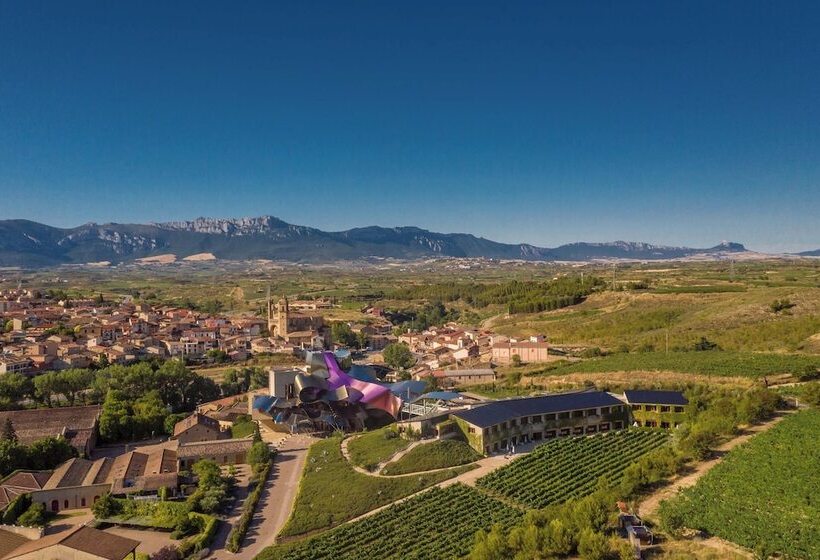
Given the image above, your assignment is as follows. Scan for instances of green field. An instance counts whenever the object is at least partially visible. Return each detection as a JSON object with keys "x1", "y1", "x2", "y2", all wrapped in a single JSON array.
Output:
[
  {"x1": 659, "y1": 410, "x2": 820, "y2": 559},
  {"x1": 533, "y1": 351, "x2": 819, "y2": 379},
  {"x1": 279, "y1": 436, "x2": 470, "y2": 538},
  {"x1": 477, "y1": 430, "x2": 669, "y2": 508},
  {"x1": 260, "y1": 484, "x2": 522, "y2": 560},
  {"x1": 346, "y1": 428, "x2": 410, "y2": 471},
  {"x1": 381, "y1": 440, "x2": 481, "y2": 475}
]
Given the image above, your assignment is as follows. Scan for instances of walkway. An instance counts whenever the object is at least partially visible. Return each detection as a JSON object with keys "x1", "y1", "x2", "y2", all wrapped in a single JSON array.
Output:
[{"x1": 210, "y1": 434, "x2": 315, "y2": 560}]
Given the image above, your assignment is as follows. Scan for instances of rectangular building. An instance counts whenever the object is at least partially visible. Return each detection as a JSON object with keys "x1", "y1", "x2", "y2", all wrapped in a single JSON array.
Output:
[
  {"x1": 451, "y1": 390, "x2": 628, "y2": 455},
  {"x1": 623, "y1": 390, "x2": 688, "y2": 429}
]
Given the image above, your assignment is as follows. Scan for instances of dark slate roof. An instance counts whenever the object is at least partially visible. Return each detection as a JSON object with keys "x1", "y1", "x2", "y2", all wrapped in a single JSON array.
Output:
[
  {"x1": 452, "y1": 391, "x2": 623, "y2": 428},
  {"x1": 624, "y1": 390, "x2": 688, "y2": 406}
]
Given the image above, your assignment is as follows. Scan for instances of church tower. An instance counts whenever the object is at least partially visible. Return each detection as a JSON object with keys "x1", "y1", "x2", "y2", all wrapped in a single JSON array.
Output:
[{"x1": 276, "y1": 295, "x2": 290, "y2": 336}]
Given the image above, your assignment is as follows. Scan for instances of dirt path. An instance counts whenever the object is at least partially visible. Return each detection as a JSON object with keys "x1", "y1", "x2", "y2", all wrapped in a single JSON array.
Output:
[{"x1": 638, "y1": 412, "x2": 792, "y2": 520}]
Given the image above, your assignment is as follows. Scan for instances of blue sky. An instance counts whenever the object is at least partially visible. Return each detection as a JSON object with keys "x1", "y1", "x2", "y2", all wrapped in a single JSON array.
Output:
[{"x1": 1, "y1": 1, "x2": 818, "y2": 252}]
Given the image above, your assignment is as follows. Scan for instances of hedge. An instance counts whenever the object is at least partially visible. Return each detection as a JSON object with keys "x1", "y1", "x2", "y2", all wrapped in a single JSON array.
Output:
[
  {"x1": 225, "y1": 460, "x2": 272, "y2": 552},
  {"x1": 177, "y1": 513, "x2": 218, "y2": 558}
]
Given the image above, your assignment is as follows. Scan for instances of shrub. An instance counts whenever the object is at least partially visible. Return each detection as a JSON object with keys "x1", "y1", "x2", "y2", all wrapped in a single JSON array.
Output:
[
  {"x1": 577, "y1": 528, "x2": 610, "y2": 560},
  {"x1": 226, "y1": 460, "x2": 271, "y2": 552},
  {"x1": 177, "y1": 514, "x2": 218, "y2": 557},
  {"x1": 91, "y1": 492, "x2": 119, "y2": 519},
  {"x1": 2, "y1": 493, "x2": 31, "y2": 525},
  {"x1": 16, "y1": 503, "x2": 46, "y2": 527},
  {"x1": 247, "y1": 441, "x2": 271, "y2": 468}
]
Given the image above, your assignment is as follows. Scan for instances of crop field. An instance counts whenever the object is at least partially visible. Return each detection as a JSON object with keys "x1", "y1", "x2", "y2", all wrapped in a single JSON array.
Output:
[
  {"x1": 477, "y1": 430, "x2": 669, "y2": 508},
  {"x1": 534, "y1": 351, "x2": 819, "y2": 379},
  {"x1": 660, "y1": 410, "x2": 820, "y2": 559},
  {"x1": 381, "y1": 440, "x2": 481, "y2": 475},
  {"x1": 260, "y1": 484, "x2": 523, "y2": 560},
  {"x1": 279, "y1": 436, "x2": 470, "y2": 537},
  {"x1": 347, "y1": 428, "x2": 410, "y2": 471}
]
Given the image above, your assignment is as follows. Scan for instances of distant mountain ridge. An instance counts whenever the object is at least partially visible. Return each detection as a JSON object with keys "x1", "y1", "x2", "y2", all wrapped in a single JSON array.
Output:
[{"x1": 0, "y1": 216, "x2": 752, "y2": 267}]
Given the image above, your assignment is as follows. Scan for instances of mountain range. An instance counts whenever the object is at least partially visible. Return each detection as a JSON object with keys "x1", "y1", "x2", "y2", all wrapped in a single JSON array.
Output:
[{"x1": 0, "y1": 216, "x2": 794, "y2": 267}]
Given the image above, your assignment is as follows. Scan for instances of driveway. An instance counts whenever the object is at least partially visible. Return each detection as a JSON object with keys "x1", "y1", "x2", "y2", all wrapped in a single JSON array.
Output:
[{"x1": 210, "y1": 434, "x2": 314, "y2": 559}]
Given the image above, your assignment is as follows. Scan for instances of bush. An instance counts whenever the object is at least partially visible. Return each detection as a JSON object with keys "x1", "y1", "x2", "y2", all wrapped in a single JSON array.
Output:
[
  {"x1": 247, "y1": 441, "x2": 271, "y2": 468},
  {"x1": 2, "y1": 493, "x2": 31, "y2": 525},
  {"x1": 226, "y1": 460, "x2": 271, "y2": 552},
  {"x1": 171, "y1": 513, "x2": 203, "y2": 539},
  {"x1": 177, "y1": 514, "x2": 217, "y2": 557},
  {"x1": 16, "y1": 503, "x2": 46, "y2": 527},
  {"x1": 91, "y1": 492, "x2": 119, "y2": 519},
  {"x1": 577, "y1": 528, "x2": 610, "y2": 560}
]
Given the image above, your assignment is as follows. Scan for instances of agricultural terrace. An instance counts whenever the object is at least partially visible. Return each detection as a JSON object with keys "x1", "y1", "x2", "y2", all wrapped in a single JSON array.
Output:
[
  {"x1": 346, "y1": 427, "x2": 410, "y2": 471},
  {"x1": 279, "y1": 435, "x2": 471, "y2": 537},
  {"x1": 477, "y1": 429, "x2": 669, "y2": 508},
  {"x1": 532, "y1": 351, "x2": 819, "y2": 379},
  {"x1": 260, "y1": 484, "x2": 523, "y2": 560},
  {"x1": 381, "y1": 440, "x2": 481, "y2": 475},
  {"x1": 659, "y1": 410, "x2": 820, "y2": 559}
]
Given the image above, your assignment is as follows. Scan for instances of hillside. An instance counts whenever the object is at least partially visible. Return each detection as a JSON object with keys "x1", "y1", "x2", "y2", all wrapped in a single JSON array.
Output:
[{"x1": 0, "y1": 216, "x2": 753, "y2": 267}]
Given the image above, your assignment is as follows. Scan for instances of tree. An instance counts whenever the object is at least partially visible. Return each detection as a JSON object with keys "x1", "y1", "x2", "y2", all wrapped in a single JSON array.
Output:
[
  {"x1": 382, "y1": 343, "x2": 415, "y2": 370},
  {"x1": 511, "y1": 354, "x2": 522, "y2": 367},
  {"x1": 331, "y1": 322, "x2": 357, "y2": 347},
  {"x1": 770, "y1": 299, "x2": 796, "y2": 313},
  {"x1": 693, "y1": 337, "x2": 719, "y2": 351},
  {"x1": 1, "y1": 418, "x2": 16, "y2": 442},
  {"x1": 27, "y1": 437, "x2": 77, "y2": 469},
  {"x1": 469, "y1": 523, "x2": 510, "y2": 560},
  {"x1": 16, "y1": 503, "x2": 46, "y2": 527},
  {"x1": 577, "y1": 529, "x2": 610, "y2": 560},
  {"x1": 91, "y1": 492, "x2": 118, "y2": 519},
  {"x1": 543, "y1": 518, "x2": 574, "y2": 556},
  {"x1": 0, "y1": 439, "x2": 27, "y2": 476},
  {"x1": 252, "y1": 422, "x2": 262, "y2": 443},
  {"x1": 247, "y1": 441, "x2": 271, "y2": 468}
]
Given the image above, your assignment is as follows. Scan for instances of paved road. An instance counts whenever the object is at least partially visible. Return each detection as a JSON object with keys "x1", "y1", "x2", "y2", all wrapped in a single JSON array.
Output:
[{"x1": 210, "y1": 434, "x2": 314, "y2": 559}]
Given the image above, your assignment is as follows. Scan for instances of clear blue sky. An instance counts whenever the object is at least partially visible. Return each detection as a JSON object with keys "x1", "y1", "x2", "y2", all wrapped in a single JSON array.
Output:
[{"x1": 1, "y1": 1, "x2": 818, "y2": 252}]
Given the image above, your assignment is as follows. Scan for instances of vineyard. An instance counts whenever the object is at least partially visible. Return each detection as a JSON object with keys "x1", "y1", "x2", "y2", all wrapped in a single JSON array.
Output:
[
  {"x1": 659, "y1": 410, "x2": 820, "y2": 559},
  {"x1": 477, "y1": 430, "x2": 669, "y2": 508},
  {"x1": 279, "y1": 436, "x2": 468, "y2": 537},
  {"x1": 536, "y1": 351, "x2": 819, "y2": 379},
  {"x1": 260, "y1": 484, "x2": 522, "y2": 560}
]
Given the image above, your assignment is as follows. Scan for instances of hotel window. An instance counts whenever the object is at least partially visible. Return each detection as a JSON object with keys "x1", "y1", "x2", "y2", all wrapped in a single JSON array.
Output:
[
  {"x1": 600, "y1": 406, "x2": 610, "y2": 415},
  {"x1": 674, "y1": 406, "x2": 685, "y2": 413},
  {"x1": 521, "y1": 417, "x2": 528, "y2": 425},
  {"x1": 645, "y1": 405, "x2": 657, "y2": 412},
  {"x1": 660, "y1": 406, "x2": 670, "y2": 412},
  {"x1": 631, "y1": 404, "x2": 642, "y2": 411},
  {"x1": 545, "y1": 413, "x2": 556, "y2": 421},
  {"x1": 572, "y1": 410, "x2": 584, "y2": 418},
  {"x1": 532, "y1": 415, "x2": 542, "y2": 423}
]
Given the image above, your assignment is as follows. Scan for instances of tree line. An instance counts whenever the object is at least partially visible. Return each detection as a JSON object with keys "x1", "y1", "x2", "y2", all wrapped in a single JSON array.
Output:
[{"x1": 390, "y1": 276, "x2": 605, "y2": 315}]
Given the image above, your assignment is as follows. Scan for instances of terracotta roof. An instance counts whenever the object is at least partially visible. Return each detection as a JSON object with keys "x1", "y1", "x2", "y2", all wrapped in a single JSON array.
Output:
[
  {"x1": 173, "y1": 412, "x2": 221, "y2": 437},
  {"x1": 177, "y1": 438, "x2": 253, "y2": 459},
  {"x1": 0, "y1": 405, "x2": 100, "y2": 451},
  {"x1": 0, "y1": 529, "x2": 27, "y2": 560},
  {"x1": 2, "y1": 525, "x2": 138, "y2": 560}
]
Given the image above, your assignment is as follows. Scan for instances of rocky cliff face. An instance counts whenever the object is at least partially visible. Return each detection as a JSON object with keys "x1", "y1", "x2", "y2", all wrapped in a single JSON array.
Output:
[{"x1": 0, "y1": 216, "x2": 750, "y2": 267}]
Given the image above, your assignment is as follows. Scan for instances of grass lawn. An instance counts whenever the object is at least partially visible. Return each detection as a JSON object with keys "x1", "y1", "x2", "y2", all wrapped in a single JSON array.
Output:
[
  {"x1": 381, "y1": 440, "x2": 481, "y2": 475},
  {"x1": 529, "y1": 351, "x2": 819, "y2": 379},
  {"x1": 231, "y1": 417, "x2": 256, "y2": 439},
  {"x1": 279, "y1": 435, "x2": 472, "y2": 538},
  {"x1": 346, "y1": 427, "x2": 410, "y2": 471}
]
